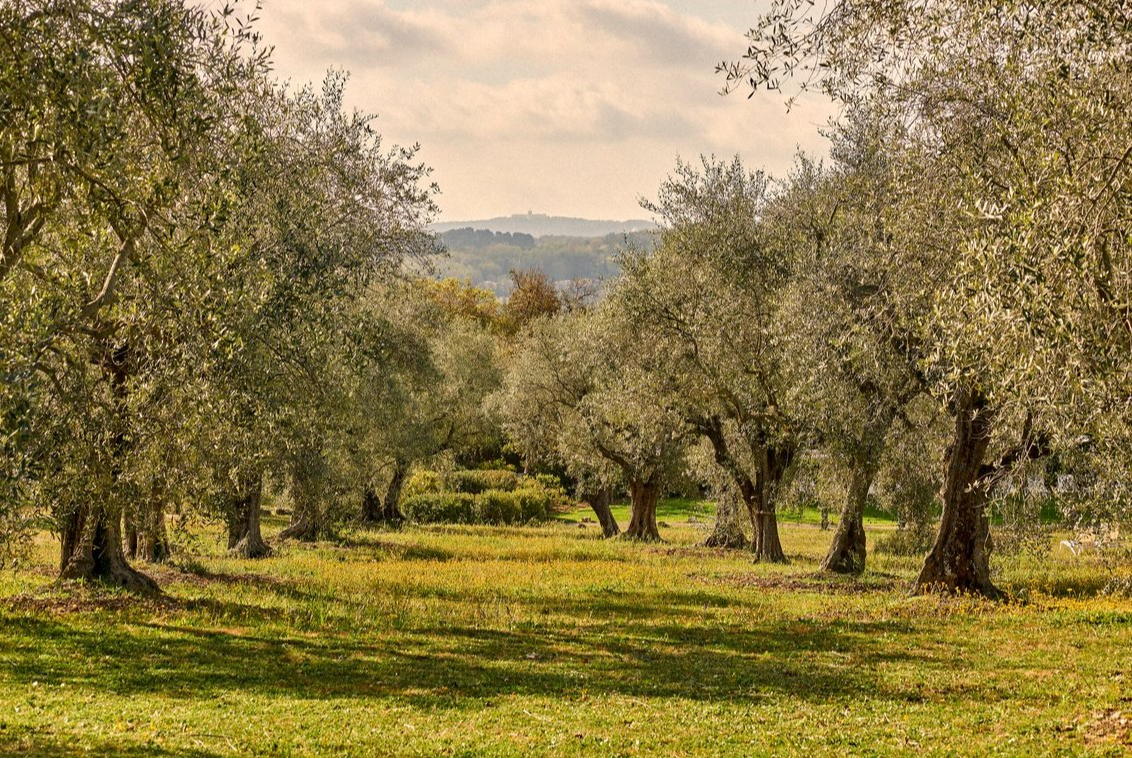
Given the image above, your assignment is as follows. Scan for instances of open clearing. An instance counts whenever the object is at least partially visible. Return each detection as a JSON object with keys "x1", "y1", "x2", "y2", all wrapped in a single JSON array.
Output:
[{"x1": 1, "y1": 505, "x2": 1131, "y2": 756}]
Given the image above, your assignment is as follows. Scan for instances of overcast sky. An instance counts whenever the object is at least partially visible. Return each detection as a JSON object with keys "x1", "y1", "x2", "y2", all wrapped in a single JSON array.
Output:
[{"x1": 255, "y1": 0, "x2": 834, "y2": 222}]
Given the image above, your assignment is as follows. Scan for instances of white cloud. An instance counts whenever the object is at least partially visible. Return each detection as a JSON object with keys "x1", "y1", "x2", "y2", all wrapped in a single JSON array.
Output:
[{"x1": 255, "y1": 0, "x2": 834, "y2": 220}]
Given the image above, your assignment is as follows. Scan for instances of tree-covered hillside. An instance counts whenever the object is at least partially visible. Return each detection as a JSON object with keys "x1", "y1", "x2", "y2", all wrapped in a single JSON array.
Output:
[{"x1": 436, "y1": 230, "x2": 656, "y2": 297}]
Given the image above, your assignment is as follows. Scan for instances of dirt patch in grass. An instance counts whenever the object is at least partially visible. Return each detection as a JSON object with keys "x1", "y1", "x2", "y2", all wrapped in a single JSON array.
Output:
[
  {"x1": 691, "y1": 570, "x2": 909, "y2": 595},
  {"x1": 2, "y1": 584, "x2": 174, "y2": 614},
  {"x1": 1083, "y1": 709, "x2": 1132, "y2": 747}
]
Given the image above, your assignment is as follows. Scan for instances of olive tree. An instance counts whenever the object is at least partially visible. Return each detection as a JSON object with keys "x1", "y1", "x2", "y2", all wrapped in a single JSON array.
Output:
[
  {"x1": 617, "y1": 157, "x2": 799, "y2": 561},
  {"x1": 496, "y1": 307, "x2": 693, "y2": 541}
]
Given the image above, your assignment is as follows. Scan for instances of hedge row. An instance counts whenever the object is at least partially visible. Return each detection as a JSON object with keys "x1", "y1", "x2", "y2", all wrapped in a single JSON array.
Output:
[{"x1": 401, "y1": 487, "x2": 552, "y2": 525}]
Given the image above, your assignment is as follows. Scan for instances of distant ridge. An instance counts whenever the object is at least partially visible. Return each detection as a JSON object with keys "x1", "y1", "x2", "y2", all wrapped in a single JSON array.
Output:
[{"x1": 430, "y1": 213, "x2": 657, "y2": 238}]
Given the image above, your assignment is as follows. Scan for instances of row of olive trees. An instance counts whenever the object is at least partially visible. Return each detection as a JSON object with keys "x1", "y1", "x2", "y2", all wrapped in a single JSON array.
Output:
[
  {"x1": 727, "y1": 0, "x2": 1132, "y2": 596},
  {"x1": 0, "y1": 0, "x2": 463, "y2": 591},
  {"x1": 496, "y1": 1, "x2": 1132, "y2": 598}
]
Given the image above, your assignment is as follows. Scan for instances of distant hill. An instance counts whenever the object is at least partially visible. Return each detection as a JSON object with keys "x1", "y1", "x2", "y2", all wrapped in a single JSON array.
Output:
[
  {"x1": 435, "y1": 230, "x2": 656, "y2": 298},
  {"x1": 431, "y1": 213, "x2": 657, "y2": 238}
]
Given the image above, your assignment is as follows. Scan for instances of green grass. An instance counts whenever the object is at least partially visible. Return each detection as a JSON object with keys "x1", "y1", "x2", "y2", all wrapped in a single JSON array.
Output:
[{"x1": 1, "y1": 505, "x2": 1131, "y2": 756}]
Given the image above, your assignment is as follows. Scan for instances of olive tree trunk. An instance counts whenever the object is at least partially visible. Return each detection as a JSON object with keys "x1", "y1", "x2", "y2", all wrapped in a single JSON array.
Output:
[
  {"x1": 821, "y1": 460, "x2": 875, "y2": 574},
  {"x1": 623, "y1": 478, "x2": 661, "y2": 541},
  {"x1": 742, "y1": 443, "x2": 794, "y2": 563},
  {"x1": 227, "y1": 475, "x2": 271, "y2": 559},
  {"x1": 703, "y1": 489, "x2": 747, "y2": 548},
  {"x1": 125, "y1": 482, "x2": 170, "y2": 563},
  {"x1": 581, "y1": 485, "x2": 620, "y2": 538},
  {"x1": 60, "y1": 502, "x2": 159, "y2": 593},
  {"x1": 822, "y1": 413, "x2": 891, "y2": 574},
  {"x1": 917, "y1": 391, "x2": 1001, "y2": 598},
  {"x1": 361, "y1": 460, "x2": 408, "y2": 525},
  {"x1": 278, "y1": 449, "x2": 327, "y2": 542},
  {"x1": 59, "y1": 341, "x2": 158, "y2": 592},
  {"x1": 697, "y1": 416, "x2": 791, "y2": 561}
]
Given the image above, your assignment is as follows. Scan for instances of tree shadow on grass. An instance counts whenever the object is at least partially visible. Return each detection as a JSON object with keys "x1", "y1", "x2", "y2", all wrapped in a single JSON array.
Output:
[
  {"x1": 0, "y1": 586, "x2": 935, "y2": 713},
  {"x1": 0, "y1": 724, "x2": 210, "y2": 759}
]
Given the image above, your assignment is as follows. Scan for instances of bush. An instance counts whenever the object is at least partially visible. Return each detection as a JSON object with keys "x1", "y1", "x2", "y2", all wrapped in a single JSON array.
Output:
[
  {"x1": 447, "y1": 469, "x2": 520, "y2": 494},
  {"x1": 401, "y1": 492, "x2": 476, "y2": 524},
  {"x1": 474, "y1": 490, "x2": 522, "y2": 524},
  {"x1": 875, "y1": 525, "x2": 936, "y2": 557},
  {"x1": 400, "y1": 474, "x2": 557, "y2": 525},
  {"x1": 514, "y1": 486, "x2": 552, "y2": 521},
  {"x1": 402, "y1": 469, "x2": 443, "y2": 499}
]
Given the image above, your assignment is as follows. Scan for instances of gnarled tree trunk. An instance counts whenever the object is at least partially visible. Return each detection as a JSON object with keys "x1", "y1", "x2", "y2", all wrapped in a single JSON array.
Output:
[
  {"x1": 228, "y1": 475, "x2": 271, "y2": 558},
  {"x1": 581, "y1": 485, "x2": 620, "y2": 538},
  {"x1": 697, "y1": 415, "x2": 791, "y2": 561},
  {"x1": 60, "y1": 502, "x2": 160, "y2": 593},
  {"x1": 361, "y1": 460, "x2": 408, "y2": 525},
  {"x1": 623, "y1": 478, "x2": 661, "y2": 541},
  {"x1": 917, "y1": 390, "x2": 1000, "y2": 598},
  {"x1": 821, "y1": 460, "x2": 874, "y2": 574},
  {"x1": 704, "y1": 489, "x2": 747, "y2": 548},
  {"x1": 60, "y1": 340, "x2": 158, "y2": 592},
  {"x1": 743, "y1": 443, "x2": 794, "y2": 563},
  {"x1": 822, "y1": 412, "x2": 891, "y2": 574},
  {"x1": 278, "y1": 449, "x2": 327, "y2": 542}
]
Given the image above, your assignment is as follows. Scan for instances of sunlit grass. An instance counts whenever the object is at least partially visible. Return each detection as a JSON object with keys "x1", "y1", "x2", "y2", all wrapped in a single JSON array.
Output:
[{"x1": 1, "y1": 503, "x2": 1130, "y2": 756}]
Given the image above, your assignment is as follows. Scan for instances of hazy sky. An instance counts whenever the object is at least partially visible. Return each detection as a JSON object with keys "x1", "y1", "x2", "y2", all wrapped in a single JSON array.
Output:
[{"x1": 255, "y1": 0, "x2": 834, "y2": 222}]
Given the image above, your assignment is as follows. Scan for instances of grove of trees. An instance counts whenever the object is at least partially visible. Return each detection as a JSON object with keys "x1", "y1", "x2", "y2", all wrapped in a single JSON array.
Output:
[{"x1": 0, "y1": 0, "x2": 1129, "y2": 603}]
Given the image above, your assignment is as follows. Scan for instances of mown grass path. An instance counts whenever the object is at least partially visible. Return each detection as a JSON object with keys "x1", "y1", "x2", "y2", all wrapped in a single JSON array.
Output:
[{"x1": 1, "y1": 507, "x2": 1130, "y2": 755}]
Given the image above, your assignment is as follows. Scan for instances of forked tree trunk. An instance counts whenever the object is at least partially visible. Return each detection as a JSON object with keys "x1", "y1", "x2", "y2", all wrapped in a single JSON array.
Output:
[
  {"x1": 59, "y1": 340, "x2": 158, "y2": 592},
  {"x1": 821, "y1": 460, "x2": 875, "y2": 574},
  {"x1": 227, "y1": 475, "x2": 271, "y2": 559},
  {"x1": 917, "y1": 391, "x2": 1001, "y2": 598},
  {"x1": 361, "y1": 461, "x2": 408, "y2": 525},
  {"x1": 278, "y1": 449, "x2": 327, "y2": 542},
  {"x1": 698, "y1": 416, "x2": 791, "y2": 561},
  {"x1": 581, "y1": 486, "x2": 620, "y2": 538},
  {"x1": 704, "y1": 489, "x2": 747, "y2": 549},
  {"x1": 60, "y1": 502, "x2": 160, "y2": 593},
  {"x1": 623, "y1": 478, "x2": 661, "y2": 541}
]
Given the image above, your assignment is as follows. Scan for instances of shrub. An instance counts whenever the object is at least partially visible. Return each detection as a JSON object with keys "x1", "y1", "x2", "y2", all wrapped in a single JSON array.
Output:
[
  {"x1": 514, "y1": 486, "x2": 552, "y2": 522},
  {"x1": 447, "y1": 469, "x2": 519, "y2": 494},
  {"x1": 474, "y1": 490, "x2": 522, "y2": 524},
  {"x1": 400, "y1": 476, "x2": 556, "y2": 525},
  {"x1": 402, "y1": 469, "x2": 443, "y2": 499},
  {"x1": 401, "y1": 492, "x2": 476, "y2": 524},
  {"x1": 875, "y1": 525, "x2": 936, "y2": 557}
]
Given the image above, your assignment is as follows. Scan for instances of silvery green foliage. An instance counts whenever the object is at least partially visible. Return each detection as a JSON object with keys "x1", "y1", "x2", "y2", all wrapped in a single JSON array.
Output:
[
  {"x1": 729, "y1": 0, "x2": 1132, "y2": 516},
  {"x1": 495, "y1": 305, "x2": 691, "y2": 496}
]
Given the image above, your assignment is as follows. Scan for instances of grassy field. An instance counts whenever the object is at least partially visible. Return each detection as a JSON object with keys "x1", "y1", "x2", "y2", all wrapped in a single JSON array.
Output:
[{"x1": 1, "y1": 503, "x2": 1131, "y2": 756}]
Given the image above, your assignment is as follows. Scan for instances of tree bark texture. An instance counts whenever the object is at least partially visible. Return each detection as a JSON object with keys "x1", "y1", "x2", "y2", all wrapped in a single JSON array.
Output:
[
  {"x1": 917, "y1": 390, "x2": 1001, "y2": 597},
  {"x1": 227, "y1": 475, "x2": 271, "y2": 558},
  {"x1": 623, "y1": 478, "x2": 661, "y2": 541}
]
